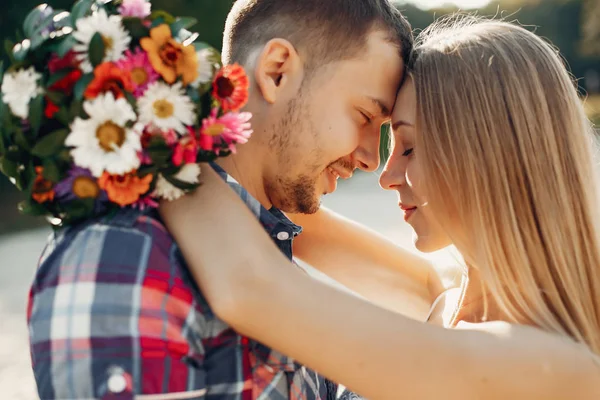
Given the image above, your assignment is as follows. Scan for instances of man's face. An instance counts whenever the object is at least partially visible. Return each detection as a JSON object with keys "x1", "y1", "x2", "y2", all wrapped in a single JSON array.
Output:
[{"x1": 265, "y1": 30, "x2": 404, "y2": 214}]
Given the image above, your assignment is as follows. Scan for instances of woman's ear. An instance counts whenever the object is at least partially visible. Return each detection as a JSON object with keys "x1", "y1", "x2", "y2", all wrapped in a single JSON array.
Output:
[{"x1": 254, "y1": 38, "x2": 302, "y2": 104}]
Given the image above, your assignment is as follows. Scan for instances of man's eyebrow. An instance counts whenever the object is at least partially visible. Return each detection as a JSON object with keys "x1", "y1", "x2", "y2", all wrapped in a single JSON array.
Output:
[
  {"x1": 392, "y1": 120, "x2": 413, "y2": 131},
  {"x1": 367, "y1": 97, "x2": 392, "y2": 117}
]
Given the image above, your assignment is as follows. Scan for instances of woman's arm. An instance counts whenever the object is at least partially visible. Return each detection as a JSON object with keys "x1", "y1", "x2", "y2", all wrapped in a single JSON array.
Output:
[
  {"x1": 288, "y1": 208, "x2": 456, "y2": 320},
  {"x1": 159, "y1": 166, "x2": 600, "y2": 400}
]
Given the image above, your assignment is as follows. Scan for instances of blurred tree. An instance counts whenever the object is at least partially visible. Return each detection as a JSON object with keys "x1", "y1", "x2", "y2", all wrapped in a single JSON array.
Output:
[{"x1": 581, "y1": 0, "x2": 600, "y2": 57}]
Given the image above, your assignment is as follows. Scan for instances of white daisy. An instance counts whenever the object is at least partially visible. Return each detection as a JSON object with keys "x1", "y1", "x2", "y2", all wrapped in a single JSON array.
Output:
[
  {"x1": 66, "y1": 92, "x2": 141, "y2": 177},
  {"x1": 137, "y1": 81, "x2": 196, "y2": 134},
  {"x1": 153, "y1": 163, "x2": 200, "y2": 201},
  {"x1": 1, "y1": 67, "x2": 42, "y2": 119},
  {"x1": 72, "y1": 8, "x2": 131, "y2": 73},
  {"x1": 190, "y1": 48, "x2": 215, "y2": 88}
]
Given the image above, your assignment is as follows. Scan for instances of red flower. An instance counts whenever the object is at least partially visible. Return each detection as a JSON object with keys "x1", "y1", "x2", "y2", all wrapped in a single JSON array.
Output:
[
  {"x1": 48, "y1": 51, "x2": 82, "y2": 95},
  {"x1": 85, "y1": 62, "x2": 134, "y2": 100},
  {"x1": 44, "y1": 99, "x2": 60, "y2": 118},
  {"x1": 49, "y1": 51, "x2": 79, "y2": 73},
  {"x1": 172, "y1": 128, "x2": 199, "y2": 166},
  {"x1": 212, "y1": 64, "x2": 249, "y2": 112},
  {"x1": 32, "y1": 167, "x2": 55, "y2": 204}
]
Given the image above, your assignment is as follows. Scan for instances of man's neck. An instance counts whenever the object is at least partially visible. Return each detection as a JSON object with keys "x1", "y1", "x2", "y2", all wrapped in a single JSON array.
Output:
[{"x1": 215, "y1": 147, "x2": 272, "y2": 210}]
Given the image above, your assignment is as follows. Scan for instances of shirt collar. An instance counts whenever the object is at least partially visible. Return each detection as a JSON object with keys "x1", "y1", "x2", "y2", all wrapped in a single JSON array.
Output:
[{"x1": 210, "y1": 163, "x2": 302, "y2": 239}]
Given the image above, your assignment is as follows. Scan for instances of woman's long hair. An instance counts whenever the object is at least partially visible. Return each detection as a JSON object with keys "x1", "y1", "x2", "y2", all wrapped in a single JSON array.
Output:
[{"x1": 412, "y1": 16, "x2": 600, "y2": 355}]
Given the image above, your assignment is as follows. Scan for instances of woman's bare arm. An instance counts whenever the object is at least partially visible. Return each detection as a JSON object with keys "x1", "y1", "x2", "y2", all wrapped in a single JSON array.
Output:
[
  {"x1": 288, "y1": 208, "x2": 453, "y2": 320},
  {"x1": 159, "y1": 166, "x2": 600, "y2": 400}
]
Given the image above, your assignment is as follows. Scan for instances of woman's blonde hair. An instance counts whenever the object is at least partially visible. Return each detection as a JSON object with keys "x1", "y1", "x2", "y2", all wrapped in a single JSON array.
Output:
[{"x1": 411, "y1": 16, "x2": 600, "y2": 355}]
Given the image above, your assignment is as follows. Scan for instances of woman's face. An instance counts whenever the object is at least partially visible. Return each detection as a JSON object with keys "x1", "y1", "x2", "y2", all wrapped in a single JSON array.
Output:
[{"x1": 379, "y1": 78, "x2": 452, "y2": 253}]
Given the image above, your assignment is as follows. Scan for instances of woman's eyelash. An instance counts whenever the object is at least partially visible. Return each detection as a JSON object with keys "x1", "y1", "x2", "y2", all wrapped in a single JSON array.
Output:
[{"x1": 402, "y1": 148, "x2": 413, "y2": 157}]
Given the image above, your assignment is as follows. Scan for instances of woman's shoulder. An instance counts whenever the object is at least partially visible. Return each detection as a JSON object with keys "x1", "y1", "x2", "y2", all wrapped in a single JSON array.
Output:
[{"x1": 454, "y1": 320, "x2": 600, "y2": 399}]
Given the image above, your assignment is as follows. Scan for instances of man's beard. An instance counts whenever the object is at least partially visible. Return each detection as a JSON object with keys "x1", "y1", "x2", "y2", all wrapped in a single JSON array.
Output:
[{"x1": 270, "y1": 173, "x2": 321, "y2": 214}]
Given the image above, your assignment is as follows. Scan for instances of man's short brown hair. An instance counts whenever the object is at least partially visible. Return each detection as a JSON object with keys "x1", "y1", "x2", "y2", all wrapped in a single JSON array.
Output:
[{"x1": 222, "y1": 0, "x2": 413, "y2": 70}]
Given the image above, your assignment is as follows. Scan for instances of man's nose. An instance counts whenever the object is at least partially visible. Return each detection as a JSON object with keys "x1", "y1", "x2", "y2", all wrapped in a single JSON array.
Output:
[{"x1": 354, "y1": 131, "x2": 381, "y2": 172}]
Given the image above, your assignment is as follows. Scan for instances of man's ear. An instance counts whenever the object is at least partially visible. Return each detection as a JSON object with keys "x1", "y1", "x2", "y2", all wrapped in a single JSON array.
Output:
[{"x1": 254, "y1": 39, "x2": 302, "y2": 104}]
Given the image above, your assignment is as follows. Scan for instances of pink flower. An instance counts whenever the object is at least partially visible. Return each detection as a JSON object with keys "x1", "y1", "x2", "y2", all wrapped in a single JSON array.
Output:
[
  {"x1": 172, "y1": 128, "x2": 199, "y2": 166},
  {"x1": 119, "y1": 0, "x2": 152, "y2": 19},
  {"x1": 162, "y1": 129, "x2": 178, "y2": 146},
  {"x1": 115, "y1": 48, "x2": 159, "y2": 97},
  {"x1": 200, "y1": 109, "x2": 253, "y2": 154},
  {"x1": 131, "y1": 195, "x2": 159, "y2": 210}
]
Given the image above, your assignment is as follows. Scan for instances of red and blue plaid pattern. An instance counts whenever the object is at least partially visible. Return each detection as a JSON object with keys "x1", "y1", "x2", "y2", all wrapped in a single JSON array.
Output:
[{"x1": 28, "y1": 164, "x2": 342, "y2": 400}]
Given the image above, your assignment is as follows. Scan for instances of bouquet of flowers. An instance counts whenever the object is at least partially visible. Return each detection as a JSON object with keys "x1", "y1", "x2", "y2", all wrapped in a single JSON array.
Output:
[{"x1": 0, "y1": 0, "x2": 252, "y2": 226}]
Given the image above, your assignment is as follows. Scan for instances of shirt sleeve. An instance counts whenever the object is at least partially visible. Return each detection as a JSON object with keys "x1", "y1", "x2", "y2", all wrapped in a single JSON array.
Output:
[{"x1": 28, "y1": 222, "x2": 208, "y2": 399}]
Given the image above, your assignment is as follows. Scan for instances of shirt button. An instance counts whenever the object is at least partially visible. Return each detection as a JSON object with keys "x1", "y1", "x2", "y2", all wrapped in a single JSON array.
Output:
[
  {"x1": 276, "y1": 231, "x2": 290, "y2": 241},
  {"x1": 107, "y1": 372, "x2": 127, "y2": 394}
]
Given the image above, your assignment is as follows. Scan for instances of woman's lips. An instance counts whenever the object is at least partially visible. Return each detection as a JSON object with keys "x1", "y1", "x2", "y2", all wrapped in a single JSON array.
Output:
[{"x1": 399, "y1": 204, "x2": 417, "y2": 221}]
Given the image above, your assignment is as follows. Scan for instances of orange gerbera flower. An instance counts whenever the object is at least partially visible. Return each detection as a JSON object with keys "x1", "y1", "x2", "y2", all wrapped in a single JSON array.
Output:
[
  {"x1": 98, "y1": 171, "x2": 153, "y2": 207},
  {"x1": 32, "y1": 167, "x2": 55, "y2": 204},
  {"x1": 212, "y1": 64, "x2": 249, "y2": 112},
  {"x1": 140, "y1": 24, "x2": 198, "y2": 85},
  {"x1": 85, "y1": 62, "x2": 134, "y2": 100}
]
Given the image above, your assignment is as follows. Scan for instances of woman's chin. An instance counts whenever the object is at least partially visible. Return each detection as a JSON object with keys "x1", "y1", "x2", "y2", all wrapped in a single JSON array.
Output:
[{"x1": 413, "y1": 233, "x2": 447, "y2": 253}]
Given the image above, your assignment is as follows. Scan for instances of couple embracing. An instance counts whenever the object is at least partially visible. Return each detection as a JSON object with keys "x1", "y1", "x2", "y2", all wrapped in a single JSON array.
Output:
[{"x1": 25, "y1": 0, "x2": 600, "y2": 398}]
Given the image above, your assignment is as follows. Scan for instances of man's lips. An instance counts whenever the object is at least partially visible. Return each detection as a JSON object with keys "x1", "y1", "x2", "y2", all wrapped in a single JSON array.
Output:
[{"x1": 327, "y1": 166, "x2": 353, "y2": 180}]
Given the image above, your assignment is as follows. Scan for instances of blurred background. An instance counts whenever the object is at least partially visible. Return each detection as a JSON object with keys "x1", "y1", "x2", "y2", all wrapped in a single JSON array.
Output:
[{"x1": 0, "y1": 0, "x2": 598, "y2": 398}]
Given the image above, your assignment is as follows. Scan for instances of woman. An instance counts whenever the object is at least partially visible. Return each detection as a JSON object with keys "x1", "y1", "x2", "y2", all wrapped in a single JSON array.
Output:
[{"x1": 161, "y1": 17, "x2": 600, "y2": 399}]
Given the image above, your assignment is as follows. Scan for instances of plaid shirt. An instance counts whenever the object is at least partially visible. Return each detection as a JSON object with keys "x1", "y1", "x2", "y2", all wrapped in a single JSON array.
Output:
[{"x1": 28, "y1": 165, "x2": 344, "y2": 400}]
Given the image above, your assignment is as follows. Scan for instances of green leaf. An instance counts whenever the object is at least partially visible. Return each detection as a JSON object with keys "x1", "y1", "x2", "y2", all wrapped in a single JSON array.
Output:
[
  {"x1": 88, "y1": 32, "x2": 105, "y2": 68},
  {"x1": 56, "y1": 36, "x2": 77, "y2": 58},
  {"x1": 170, "y1": 17, "x2": 197, "y2": 35},
  {"x1": 122, "y1": 18, "x2": 150, "y2": 41},
  {"x1": 164, "y1": 173, "x2": 199, "y2": 191},
  {"x1": 42, "y1": 159, "x2": 61, "y2": 182},
  {"x1": 0, "y1": 132, "x2": 6, "y2": 155},
  {"x1": 74, "y1": 73, "x2": 94, "y2": 101},
  {"x1": 66, "y1": 197, "x2": 95, "y2": 220},
  {"x1": 4, "y1": 39, "x2": 16, "y2": 63},
  {"x1": 29, "y1": 95, "x2": 44, "y2": 136},
  {"x1": 23, "y1": 5, "x2": 49, "y2": 38},
  {"x1": 31, "y1": 129, "x2": 69, "y2": 158},
  {"x1": 0, "y1": 93, "x2": 5, "y2": 129},
  {"x1": 149, "y1": 10, "x2": 176, "y2": 25},
  {"x1": 45, "y1": 91, "x2": 67, "y2": 107},
  {"x1": 54, "y1": 107, "x2": 71, "y2": 126},
  {"x1": 69, "y1": 99, "x2": 84, "y2": 119},
  {"x1": 18, "y1": 199, "x2": 49, "y2": 216},
  {"x1": 12, "y1": 39, "x2": 32, "y2": 62},
  {"x1": 71, "y1": 0, "x2": 95, "y2": 23},
  {"x1": 14, "y1": 128, "x2": 32, "y2": 151},
  {"x1": 137, "y1": 164, "x2": 158, "y2": 177},
  {"x1": 0, "y1": 158, "x2": 18, "y2": 179},
  {"x1": 124, "y1": 92, "x2": 137, "y2": 110},
  {"x1": 57, "y1": 148, "x2": 71, "y2": 163}
]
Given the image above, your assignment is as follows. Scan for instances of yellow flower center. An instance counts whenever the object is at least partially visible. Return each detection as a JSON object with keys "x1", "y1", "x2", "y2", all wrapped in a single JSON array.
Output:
[
  {"x1": 102, "y1": 35, "x2": 114, "y2": 51},
  {"x1": 72, "y1": 176, "x2": 100, "y2": 199},
  {"x1": 153, "y1": 99, "x2": 175, "y2": 119},
  {"x1": 204, "y1": 123, "x2": 225, "y2": 136},
  {"x1": 96, "y1": 121, "x2": 125, "y2": 152},
  {"x1": 131, "y1": 67, "x2": 148, "y2": 85}
]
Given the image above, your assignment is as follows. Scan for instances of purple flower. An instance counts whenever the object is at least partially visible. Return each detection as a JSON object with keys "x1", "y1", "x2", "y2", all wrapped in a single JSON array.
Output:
[
  {"x1": 33, "y1": 4, "x2": 56, "y2": 36},
  {"x1": 55, "y1": 167, "x2": 108, "y2": 211}
]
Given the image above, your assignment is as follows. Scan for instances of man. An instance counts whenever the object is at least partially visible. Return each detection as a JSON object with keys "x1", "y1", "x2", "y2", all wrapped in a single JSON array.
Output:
[{"x1": 28, "y1": 0, "x2": 411, "y2": 398}]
